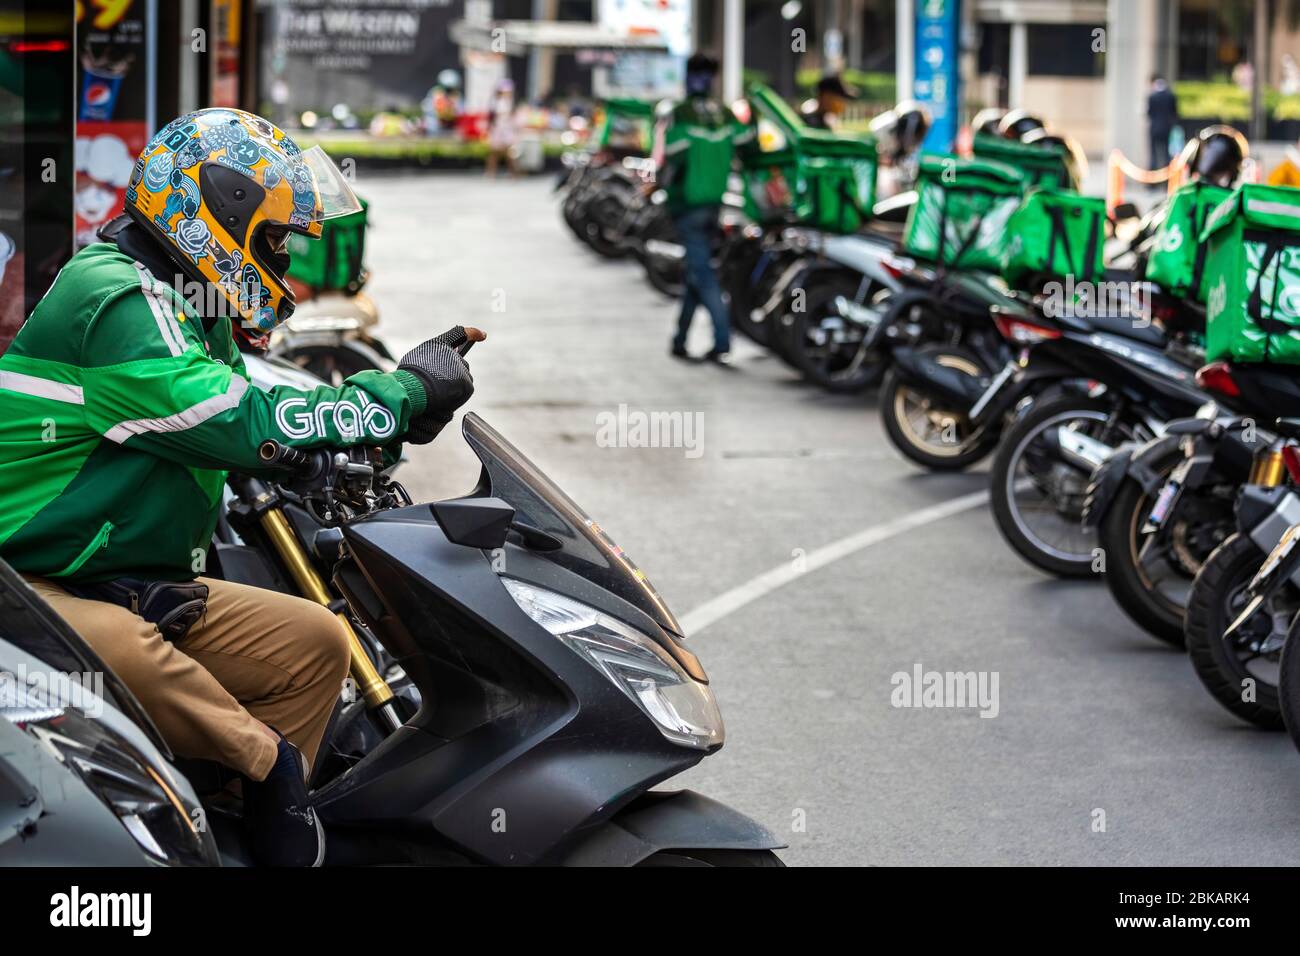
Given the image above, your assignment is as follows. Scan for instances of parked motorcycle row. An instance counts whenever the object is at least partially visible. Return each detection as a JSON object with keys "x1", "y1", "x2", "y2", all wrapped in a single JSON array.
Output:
[{"x1": 560, "y1": 96, "x2": 1300, "y2": 755}]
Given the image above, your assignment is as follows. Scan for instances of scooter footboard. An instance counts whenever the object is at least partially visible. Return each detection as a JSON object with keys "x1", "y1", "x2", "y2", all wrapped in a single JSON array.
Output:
[{"x1": 559, "y1": 790, "x2": 785, "y2": 866}]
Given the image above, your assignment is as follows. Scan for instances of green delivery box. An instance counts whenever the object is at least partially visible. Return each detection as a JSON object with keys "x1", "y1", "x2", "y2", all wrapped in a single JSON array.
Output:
[
  {"x1": 1144, "y1": 180, "x2": 1232, "y2": 301},
  {"x1": 286, "y1": 197, "x2": 368, "y2": 293},
  {"x1": 903, "y1": 153, "x2": 1024, "y2": 270},
  {"x1": 1202, "y1": 184, "x2": 1300, "y2": 365},
  {"x1": 791, "y1": 133, "x2": 878, "y2": 233},
  {"x1": 596, "y1": 97, "x2": 654, "y2": 154},
  {"x1": 743, "y1": 83, "x2": 879, "y2": 233},
  {"x1": 972, "y1": 133, "x2": 1077, "y2": 192},
  {"x1": 739, "y1": 144, "x2": 798, "y2": 224},
  {"x1": 1000, "y1": 189, "x2": 1107, "y2": 289}
]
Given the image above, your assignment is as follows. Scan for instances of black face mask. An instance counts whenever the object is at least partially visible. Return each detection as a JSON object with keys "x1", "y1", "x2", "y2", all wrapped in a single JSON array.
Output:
[{"x1": 256, "y1": 227, "x2": 292, "y2": 283}]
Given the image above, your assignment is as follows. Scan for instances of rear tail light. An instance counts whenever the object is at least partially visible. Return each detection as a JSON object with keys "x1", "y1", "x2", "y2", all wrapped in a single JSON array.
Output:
[
  {"x1": 1195, "y1": 361, "x2": 1241, "y2": 398},
  {"x1": 992, "y1": 314, "x2": 1062, "y2": 344}
]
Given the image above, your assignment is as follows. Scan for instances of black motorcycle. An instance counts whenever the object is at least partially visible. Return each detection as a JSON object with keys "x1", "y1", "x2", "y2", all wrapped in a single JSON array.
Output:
[
  {"x1": 1083, "y1": 361, "x2": 1300, "y2": 645},
  {"x1": 1183, "y1": 413, "x2": 1300, "y2": 729},
  {"x1": 977, "y1": 301, "x2": 1210, "y2": 576}
]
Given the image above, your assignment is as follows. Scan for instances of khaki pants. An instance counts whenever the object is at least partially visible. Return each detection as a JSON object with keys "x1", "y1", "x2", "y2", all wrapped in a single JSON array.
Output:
[{"x1": 26, "y1": 575, "x2": 351, "y2": 782}]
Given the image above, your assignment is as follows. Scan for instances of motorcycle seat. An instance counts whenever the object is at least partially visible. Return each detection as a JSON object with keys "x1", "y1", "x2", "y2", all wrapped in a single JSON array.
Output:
[
  {"x1": 1227, "y1": 364, "x2": 1300, "y2": 420},
  {"x1": 1085, "y1": 312, "x2": 1167, "y2": 348}
]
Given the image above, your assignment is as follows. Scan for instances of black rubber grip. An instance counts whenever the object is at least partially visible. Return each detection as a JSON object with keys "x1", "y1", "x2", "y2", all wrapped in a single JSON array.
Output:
[{"x1": 258, "y1": 440, "x2": 312, "y2": 472}]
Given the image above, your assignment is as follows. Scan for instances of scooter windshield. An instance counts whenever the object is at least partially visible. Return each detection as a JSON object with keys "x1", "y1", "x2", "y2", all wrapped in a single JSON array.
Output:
[{"x1": 461, "y1": 413, "x2": 684, "y2": 637}]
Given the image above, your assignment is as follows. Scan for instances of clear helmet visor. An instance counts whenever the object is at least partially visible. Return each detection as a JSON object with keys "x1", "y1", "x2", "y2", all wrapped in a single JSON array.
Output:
[{"x1": 291, "y1": 145, "x2": 362, "y2": 221}]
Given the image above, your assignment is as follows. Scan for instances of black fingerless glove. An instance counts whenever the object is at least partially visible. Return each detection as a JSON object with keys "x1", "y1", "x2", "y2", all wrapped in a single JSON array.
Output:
[{"x1": 394, "y1": 326, "x2": 475, "y2": 445}]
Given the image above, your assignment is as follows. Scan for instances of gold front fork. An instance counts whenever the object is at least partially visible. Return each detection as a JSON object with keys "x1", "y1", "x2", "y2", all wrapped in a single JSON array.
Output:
[
  {"x1": 1250, "y1": 448, "x2": 1288, "y2": 488},
  {"x1": 256, "y1": 501, "x2": 398, "y2": 719}
]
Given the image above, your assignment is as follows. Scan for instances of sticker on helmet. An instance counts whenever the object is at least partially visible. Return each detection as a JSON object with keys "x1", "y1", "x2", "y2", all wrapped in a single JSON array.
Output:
[
  {"x1": 143, "y1": 152, "x2": 173, "y2": 192},
  {"x1": 171, "y1": 217, "x2": 211, "y2": 261}
]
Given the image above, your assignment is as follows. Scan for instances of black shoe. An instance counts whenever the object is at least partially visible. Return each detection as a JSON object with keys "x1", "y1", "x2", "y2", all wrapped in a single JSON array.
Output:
[
  {"x1": 704, "y1": 350, "x2": 734, "y2": 367},
  {"x1": 670, "y1": 343, "x2": 691, "y2": 360},
  {"x1": 242, "y1": 733, "x2": 325, "y2": 867}
]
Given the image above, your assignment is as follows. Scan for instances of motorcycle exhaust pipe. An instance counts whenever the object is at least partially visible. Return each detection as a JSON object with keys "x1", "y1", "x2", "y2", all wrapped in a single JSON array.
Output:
[{"x1": 1042, "y1": 425, "x2": 1117, "y2": 472}]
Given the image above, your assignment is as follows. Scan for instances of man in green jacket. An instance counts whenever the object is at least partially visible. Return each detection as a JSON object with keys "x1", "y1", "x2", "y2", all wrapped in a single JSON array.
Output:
[
  {"x1": 0, "y1": 108, "x2": 477, "y2": 866},
  {"x1": 657, "y1": 53, "x2": 753, "y2": 364}
]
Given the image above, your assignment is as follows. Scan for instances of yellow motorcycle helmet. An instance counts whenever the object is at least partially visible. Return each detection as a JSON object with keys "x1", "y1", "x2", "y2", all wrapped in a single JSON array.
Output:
[{"x1": 125, "y1": 108, "x2": 360, "y2": 347}]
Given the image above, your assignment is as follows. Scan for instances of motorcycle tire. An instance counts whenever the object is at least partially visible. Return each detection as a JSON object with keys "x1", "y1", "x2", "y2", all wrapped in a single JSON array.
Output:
[
  {"x1": 778, "y1": 279, "x2": 888, "y2": 393},
  {"x1": 990, "y1": 393, "x2": 1115, "y2": 578},
  {"x1": 1097, "y1": 437, "x2": 1195, "y2": 647},
  {"x1": 582, "y1": 185, "x2": 635, "y2": 259},
  {"x1": 1277, "y1": 619, "x2": 1300, "y2": 751},
  {"x1": 1184, "y1": 532, "x2": 1286, "y2": 729},
  {"x1": 879, "y1": 343, "x2": 999, "y2": 472}
]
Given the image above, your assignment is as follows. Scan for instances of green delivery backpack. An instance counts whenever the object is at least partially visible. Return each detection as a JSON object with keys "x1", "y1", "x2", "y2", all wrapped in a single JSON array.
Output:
[
  {"x1": 1202, "y1": 183, "x2": 1300, "y2": 365},
  {"x1": 903, "y1": 153, "x2": 1025, "y2": 270},
  {"x1": 286, "y1": 197, "x2": 368, "y2": 293},
  {"x1": 1000, "y1": 189, "x2": 1107, "y2": 290},
  {"x1": 972, "y1": 133, "x2": 1077, "y2": 192},
  {"x1": 1144, "y1": 181, "x2": 1231, "y2": 301}
]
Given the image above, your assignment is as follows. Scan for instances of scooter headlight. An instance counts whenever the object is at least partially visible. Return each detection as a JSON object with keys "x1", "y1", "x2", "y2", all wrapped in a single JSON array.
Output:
[
  {"x1": 502, "y1": 579, "x2": 723, "y2": 750},
  {"x1": 2, "y1": 682, "x2": 217, "y2": 866}
]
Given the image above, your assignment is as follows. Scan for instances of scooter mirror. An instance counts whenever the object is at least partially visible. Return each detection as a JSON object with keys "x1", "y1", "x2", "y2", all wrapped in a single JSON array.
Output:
[{"x1": 431, "y1": 496, "x2": 515, "y2": 550}]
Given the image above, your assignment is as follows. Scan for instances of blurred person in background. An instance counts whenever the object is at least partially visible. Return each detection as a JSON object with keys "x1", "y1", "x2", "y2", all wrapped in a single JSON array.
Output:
[
  {"x1": 1267, "y1": 136, "x2": 1300, "y2": 188},
  {"x1": 486, "y1": 80, "x2": 519, "y2": 178},
  {"x1": 1147, "y1": 74, "x2": 1179, "y2": 178},
  {"x1": 800, "y1": 73, "x2": 857, "y2": 130}
]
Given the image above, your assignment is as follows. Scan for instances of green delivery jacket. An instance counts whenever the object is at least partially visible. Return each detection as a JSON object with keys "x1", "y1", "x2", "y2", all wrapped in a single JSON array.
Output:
[
  {"x1": 660, "y1": 97, "x2": 754, "y2": 214},
  {"x1": 0, "y1": 243, "x2": 427, "y2": 583}
]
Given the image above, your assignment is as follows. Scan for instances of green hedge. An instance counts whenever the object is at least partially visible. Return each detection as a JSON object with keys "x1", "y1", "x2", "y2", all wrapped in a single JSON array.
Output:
[
  {"x1": 1173, "y1": 80, "x2": 1300, "y2": 122},
  {"x1": 293, "y1": 135, "x2": 568, "y2": 164}
]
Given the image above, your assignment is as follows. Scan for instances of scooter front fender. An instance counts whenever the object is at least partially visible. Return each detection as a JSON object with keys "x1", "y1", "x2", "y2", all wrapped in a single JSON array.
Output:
[{"x1": 558, "y1": 789, "x2": 785, "y2": 866}]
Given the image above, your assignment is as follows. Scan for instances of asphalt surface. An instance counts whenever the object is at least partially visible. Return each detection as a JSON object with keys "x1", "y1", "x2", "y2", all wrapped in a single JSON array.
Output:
[{"x1": 361, "y1": 169, "x2": 1300, "y2": 866}]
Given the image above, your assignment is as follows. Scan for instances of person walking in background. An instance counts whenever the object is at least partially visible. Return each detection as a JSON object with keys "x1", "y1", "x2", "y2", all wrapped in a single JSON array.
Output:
[
  {"x1": 655, "y1": 53, "x2": 754, "y2": 365},
  {"x1": 800, "y1": 73, "x2": 858, "y2": 131},
  {"x1": 1147, "y1": 74, "x2": 1179, "y2": 178},
  {"x1": 485, "y1": 80, "x2": 519, "y2": 179}
]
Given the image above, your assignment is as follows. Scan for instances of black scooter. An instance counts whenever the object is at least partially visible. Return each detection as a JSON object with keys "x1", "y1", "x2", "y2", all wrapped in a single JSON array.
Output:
[
  {"x1": 205, "y1": 387, "x2": 784, "y2": 864},
  {"x1": 40, "y1": 350, "x2": 785, "y2": 866}
]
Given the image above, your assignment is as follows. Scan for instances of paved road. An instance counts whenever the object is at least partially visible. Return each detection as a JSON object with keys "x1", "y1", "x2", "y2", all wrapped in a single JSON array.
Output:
[{"x1": 359, "y1": 169, "x2": 1300, "y2": 866}]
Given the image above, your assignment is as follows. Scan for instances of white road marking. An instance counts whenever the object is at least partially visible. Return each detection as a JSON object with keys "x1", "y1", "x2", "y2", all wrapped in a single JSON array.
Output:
[{"x1": 677, "y1": 490, "x2": 990, "y2": 637}]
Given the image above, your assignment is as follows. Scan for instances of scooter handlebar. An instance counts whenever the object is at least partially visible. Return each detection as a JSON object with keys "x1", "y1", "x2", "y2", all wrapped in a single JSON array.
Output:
[{"x1": 258, "y1": 440, "x2": 315, "y2": 474}]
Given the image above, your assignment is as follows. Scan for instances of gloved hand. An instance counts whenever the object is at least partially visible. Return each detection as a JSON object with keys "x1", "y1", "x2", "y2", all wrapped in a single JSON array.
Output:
[{"x1": 395, "y1": 326, "x2": 476, "y2": 445}]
